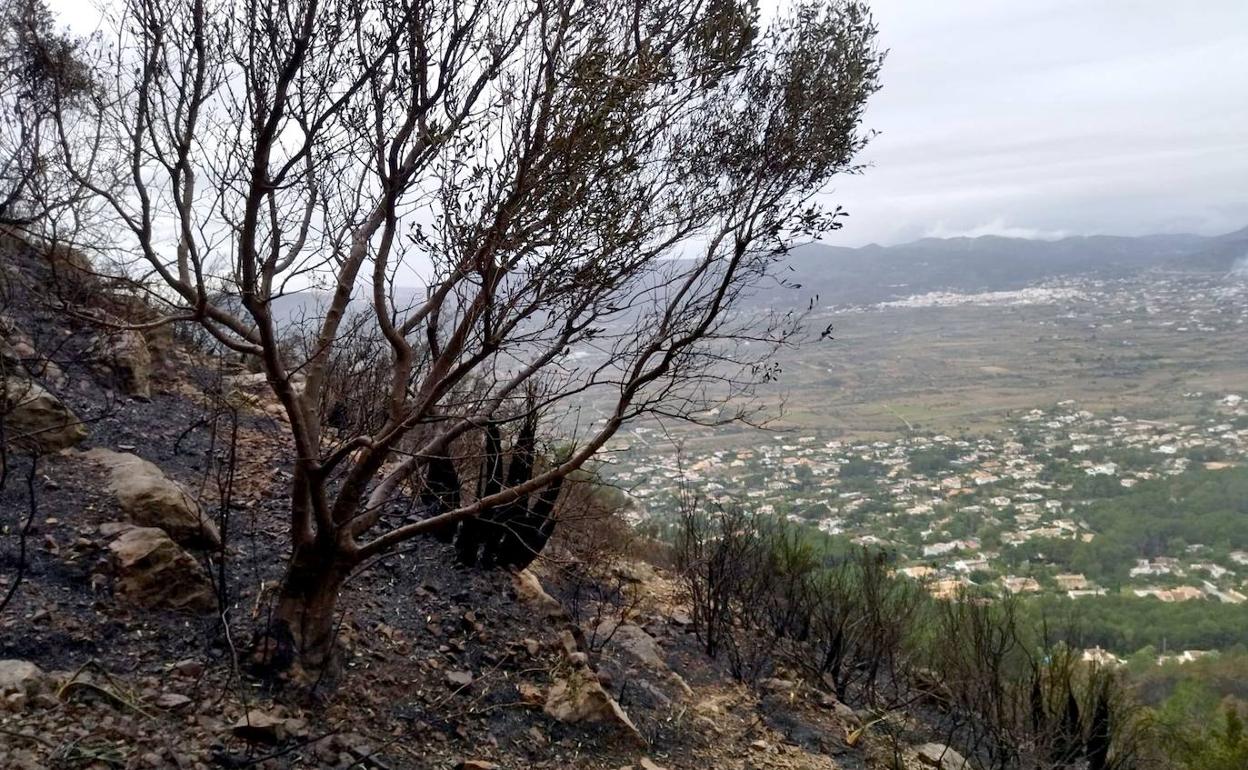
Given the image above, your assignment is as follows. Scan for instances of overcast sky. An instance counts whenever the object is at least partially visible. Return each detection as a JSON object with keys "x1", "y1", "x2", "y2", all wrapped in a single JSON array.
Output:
[
  {"x1": 816, "y1": 0, "x2": 1248, "y2": 246},
  {"x1": 49, "y1": 0, "x2": 1248, "y2": 249}
]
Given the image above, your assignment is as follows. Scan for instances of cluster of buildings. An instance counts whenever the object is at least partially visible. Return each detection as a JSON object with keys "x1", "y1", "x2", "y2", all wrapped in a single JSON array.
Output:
[{"x1": 606, "y1": 392, "x2": 1248, "y2": 605}]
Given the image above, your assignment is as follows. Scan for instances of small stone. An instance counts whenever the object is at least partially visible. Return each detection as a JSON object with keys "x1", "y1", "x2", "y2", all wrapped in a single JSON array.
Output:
[
  {"x1": 640, "y1": 760, "x2": 668, "y2": 770},
  {"x1": 3, "y1": 377, "x2": 88, "y2": 452},
  {"x1": 155, "y1": 693, "x2": 192, "y2": 710},
  {"x1": 99, "y1": 521, "x2": 136, "y2": 537},
  {"x1": 544, "y1": 667, "x2": 642, "y2": 741},
  {"x1": 512, "y1": 569, "x2": 566, "y2": 618},
  {"x1": 832, "y1": 700, "x2": 859, "y2": 723},
  {"x1": 172, "y1": 659, "x2": 205, "y2": 678},
  {"x1": 107, "y1": 527, "x2": 215, "y2": 611},
  {"x1": 231, "y1": 709, "x2": 287, "y2": 744},
  {"x1": 456, "y1": 761, "x2": 498, "y2": 770},
  {"x1": 445, "y1": 670, "x2": 474, "y2": 689}
]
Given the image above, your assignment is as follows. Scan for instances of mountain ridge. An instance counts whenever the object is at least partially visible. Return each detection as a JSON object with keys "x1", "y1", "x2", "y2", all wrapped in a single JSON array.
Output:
[{"x1": 770, "y1": 225, "x2": 1246, "y2": 307}]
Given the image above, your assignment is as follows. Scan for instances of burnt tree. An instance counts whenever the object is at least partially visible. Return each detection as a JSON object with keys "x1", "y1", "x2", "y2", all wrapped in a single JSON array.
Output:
[{"x1": 47, "y1": 0, "x2": 884, "y2": 673}]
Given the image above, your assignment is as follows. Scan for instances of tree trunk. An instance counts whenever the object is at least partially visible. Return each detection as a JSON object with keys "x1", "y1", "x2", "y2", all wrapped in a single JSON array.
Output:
[{"x1": 252, "y1": 542, "x2": 351, "y2": 678}]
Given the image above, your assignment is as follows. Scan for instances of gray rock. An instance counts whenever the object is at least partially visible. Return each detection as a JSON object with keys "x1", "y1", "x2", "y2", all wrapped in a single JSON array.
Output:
[
  {"x1": 154, "y1": 693, "x2": 192, "y2": 710},
  {"x1": 445, "y1": 670, "x2": 474, "y2": 689},
  {"x1": 595, "y1": 620, "x2": 693, "y2": 699},
  {"x1": 171, "y1": 659, "x2": 205, "y2": 678},
  {"x1": 2, "y1": 377, "x2": 87, "y2": 452},
  {"x1": 759, "y1": 677, "x2": 797, "y2": 693},
  {"x1": 597, "y1": 622, "x2": 666, "y2": 670}
]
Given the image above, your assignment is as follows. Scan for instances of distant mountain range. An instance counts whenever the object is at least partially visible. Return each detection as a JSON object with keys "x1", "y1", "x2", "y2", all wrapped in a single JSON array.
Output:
[
  {"x1": 771, "y1": 225, "x2": 1248, "y2": 307},
  {"x1": 259, "y1": 225, "x2": 1248, "y2": 325}
]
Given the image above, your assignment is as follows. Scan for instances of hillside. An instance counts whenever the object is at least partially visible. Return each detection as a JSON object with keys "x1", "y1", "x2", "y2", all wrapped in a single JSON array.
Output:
[{"x1": 0, "y1": 235, "x2": 979, "y2": 770}]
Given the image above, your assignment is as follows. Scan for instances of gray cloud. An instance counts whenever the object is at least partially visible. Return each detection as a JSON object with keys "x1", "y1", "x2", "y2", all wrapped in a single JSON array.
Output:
[{"x1": 812, "y1": 0, "x2": 1248, "y2": 246}]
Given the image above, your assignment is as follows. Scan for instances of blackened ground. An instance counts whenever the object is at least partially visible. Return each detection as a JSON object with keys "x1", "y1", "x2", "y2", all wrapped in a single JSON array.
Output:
[{"x1": 1, "y1": 235, "x2": 908, "y2": 769}]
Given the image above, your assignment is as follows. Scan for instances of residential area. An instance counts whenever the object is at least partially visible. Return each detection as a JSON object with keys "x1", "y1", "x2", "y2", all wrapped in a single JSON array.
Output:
[{"x1": 607, "y1": 392, "x2": 1248, "y2": 610}]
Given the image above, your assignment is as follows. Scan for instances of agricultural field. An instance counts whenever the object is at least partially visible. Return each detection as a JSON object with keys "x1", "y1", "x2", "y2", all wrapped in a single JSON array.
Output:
[{"x1": 680, "y1": 270, "x2": 1248, "y2": 445}]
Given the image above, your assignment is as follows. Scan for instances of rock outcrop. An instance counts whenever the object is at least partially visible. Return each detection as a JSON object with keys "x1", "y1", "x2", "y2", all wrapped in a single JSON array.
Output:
[
  {"x1": 2, "y1": 376, "x2": 87, "y2": 452},
  {"x1": 84, "y1": 448, "x2": 221, "y2": 548},
  {"x1": 107, "y1": 526, "x2": 216, "y2": 612}
]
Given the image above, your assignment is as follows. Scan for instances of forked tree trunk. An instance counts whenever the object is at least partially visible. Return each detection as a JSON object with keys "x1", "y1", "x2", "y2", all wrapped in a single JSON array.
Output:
[{"x1": 253, "y1": 542, "x2": 352, "y2": 677}]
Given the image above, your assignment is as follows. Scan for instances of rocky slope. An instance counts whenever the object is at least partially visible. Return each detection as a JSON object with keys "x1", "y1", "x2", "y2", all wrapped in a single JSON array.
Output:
[{"x1": 0, "y1": 232, "x2": 969, "y2": 769}]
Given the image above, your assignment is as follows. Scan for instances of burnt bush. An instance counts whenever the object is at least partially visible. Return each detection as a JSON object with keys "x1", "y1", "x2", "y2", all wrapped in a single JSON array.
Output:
[{"x1": 673, "y1": 499, "x2": 1161, "y2": 769}]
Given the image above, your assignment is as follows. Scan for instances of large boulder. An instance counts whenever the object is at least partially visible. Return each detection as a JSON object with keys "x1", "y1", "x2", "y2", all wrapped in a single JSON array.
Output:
[
  {"x1": 2, "y1": 376, "x2": 87, "y2": 452},
  {"x1": 106, "y1": 330, "x2": 152, "y2": 399},
  {"x1": 84, "y1": 448, "x2": 221, "y2": 548},
  {"x1": 107, "y1": 526, "x2": 215, "y2": 612}
]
